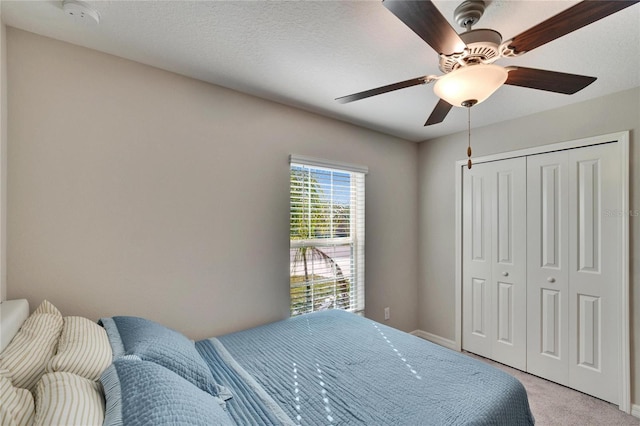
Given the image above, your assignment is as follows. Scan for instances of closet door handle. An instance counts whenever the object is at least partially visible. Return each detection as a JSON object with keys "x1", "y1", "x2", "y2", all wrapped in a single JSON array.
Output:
[
  {"x1": 547, "y1": 277, "x2": 556, "y2": 283},
  {"x1": 502, "y1": 271, "x2": 509, "y2": 277}
]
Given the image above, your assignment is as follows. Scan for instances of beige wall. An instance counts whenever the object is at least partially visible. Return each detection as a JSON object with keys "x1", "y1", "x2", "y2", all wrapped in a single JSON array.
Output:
[
  {"x1": 0, "y1": 11, "x2": 7, "y2": 302},
  {"x1": 6, "y1": 28, "x2": 419, "y2": 338},
  {"x1": 418, "y1": 86, "x2": 640, "y2": 404}
]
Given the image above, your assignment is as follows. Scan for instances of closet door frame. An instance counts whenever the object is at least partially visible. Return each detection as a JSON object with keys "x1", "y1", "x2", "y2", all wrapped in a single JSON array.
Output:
[{"x1": 453, "y1": 131, "x2": 630, "y2": 413}]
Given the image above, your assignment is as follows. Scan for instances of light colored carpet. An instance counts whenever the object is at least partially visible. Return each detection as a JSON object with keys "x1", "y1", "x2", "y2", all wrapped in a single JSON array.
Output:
[{"x1": 464, "y1": 352, "x2": 639, "y2": 425}]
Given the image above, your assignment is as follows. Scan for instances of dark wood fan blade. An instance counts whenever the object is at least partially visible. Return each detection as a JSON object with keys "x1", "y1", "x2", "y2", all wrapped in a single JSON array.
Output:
[
  {"x1": 505, "y1": 67, "x2": 596, "y2": 94},
  {"x1": 506, "y1": 0, "x2": 639, "y2": 54},
  {"x1": 383, "y1": 0, "x2": 466, "y2": 55},
  {"x1": 336, "y1": 76, "x2": 428, "y2": 103},
  {"x1": 424, "y1": 99, "x2": 453, "y2": 126}
]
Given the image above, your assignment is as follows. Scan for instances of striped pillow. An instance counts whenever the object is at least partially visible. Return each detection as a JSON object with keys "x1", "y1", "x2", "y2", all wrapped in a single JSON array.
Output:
[
  {"x1": 0, "y1": 302, "x2": 63, "y2": 392},
  {"x1": 34, "y1": 372, "x2": 105, "y2": 426},
  {"x1": 0, "y1": 372, "x2": 35, "y2": 426},
  {"x1": 33, "y1": 299, "x2": 62, "y2": 316},
  {"x1": 47, "y1": 316, "x2": 112, "y2": 381}
]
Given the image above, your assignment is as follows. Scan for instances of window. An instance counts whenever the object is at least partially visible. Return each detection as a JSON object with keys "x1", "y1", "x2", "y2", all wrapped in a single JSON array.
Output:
[{"x1": 289, "y1": 155, "x2": 366, "y2": 317}]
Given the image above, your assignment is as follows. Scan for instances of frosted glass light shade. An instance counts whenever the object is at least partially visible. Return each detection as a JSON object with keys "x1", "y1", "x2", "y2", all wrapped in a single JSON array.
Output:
[{"x1": 434, "y1": 64, "x2": 508, "y2": 107}]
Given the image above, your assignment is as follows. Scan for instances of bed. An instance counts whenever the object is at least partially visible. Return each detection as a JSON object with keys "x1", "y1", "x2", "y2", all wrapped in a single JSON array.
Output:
[{"x1": 0, "y1": 299, "x2": 535, "y2": 425}]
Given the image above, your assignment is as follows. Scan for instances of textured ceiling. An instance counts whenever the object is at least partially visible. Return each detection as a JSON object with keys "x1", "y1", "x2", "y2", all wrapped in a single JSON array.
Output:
[{"x1": 2, "y1": 0, "x2": 639, "y2": 142}]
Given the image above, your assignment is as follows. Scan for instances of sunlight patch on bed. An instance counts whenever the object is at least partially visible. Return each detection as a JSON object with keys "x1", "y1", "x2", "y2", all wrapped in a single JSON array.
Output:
[
  {"x1": 292, "y1": 362, "x2": 302, "y2": 425},
  {"x1": 372, "y1": 323, "x2": 422, "y2": 380},
  {"x1": 315, "y1": 360, "x2": 334, "y2": 424}
]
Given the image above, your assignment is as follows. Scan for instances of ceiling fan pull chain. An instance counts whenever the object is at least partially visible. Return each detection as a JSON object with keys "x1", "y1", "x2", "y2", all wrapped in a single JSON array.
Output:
[{"x1": 467, "y1": 106, "x2": 472, "y2": 169}]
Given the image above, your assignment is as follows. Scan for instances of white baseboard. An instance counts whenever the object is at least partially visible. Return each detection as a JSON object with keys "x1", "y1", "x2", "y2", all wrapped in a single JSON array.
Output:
[
  {"x1": 631, "y1": 404, "x2": 640, "y2": 419},
  {"x1": 410, "y1": 330, "x2": 457, "y2": 351}
]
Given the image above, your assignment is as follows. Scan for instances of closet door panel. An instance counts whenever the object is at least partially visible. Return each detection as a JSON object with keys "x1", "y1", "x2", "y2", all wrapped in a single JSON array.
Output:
[
  {"x1": 463, "y1": 165, "x2": 493, "y2": 357},
  {"x1": 463, "y1": 158, "x2": 527, "y2": 369},
  {"x1": 541, "y1": 165, "x2": 561, "y2": 269},
  {"x1": 490, "y1": 158, "x2": 527, "y2": 369},
  {"x1": 541, "y1": 288, "x2": 560, "y2": 357},
  {"x1": 526, "y1": 151, "x2": 569, "y2": 384},
  {"x1": 568, "y1": 143, "x2": 620, "y2": 404}
]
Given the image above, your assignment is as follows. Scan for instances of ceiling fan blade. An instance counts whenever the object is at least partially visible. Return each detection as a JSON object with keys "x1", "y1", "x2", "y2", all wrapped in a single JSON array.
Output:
[
  {"x1": 505, "y1": 67, "x2": 596, "y2": 94},
  {"x1": 383, "y1": 0, "x2": 466, "y2": 55},
  {"x1": 505, "y1": 0, "x2": 639, "y2": 54},
  {"x1": 424, "y1": 99, "x2": 453, "y2": 126},
  {"x1": 336, "y1": 76, "x2": 429, "y2": 103}
]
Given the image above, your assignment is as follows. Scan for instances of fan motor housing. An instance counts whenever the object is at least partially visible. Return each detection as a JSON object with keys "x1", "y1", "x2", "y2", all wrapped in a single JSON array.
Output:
[{"x1": 439, "y1": 29, "x2": 502, "y2": 73}]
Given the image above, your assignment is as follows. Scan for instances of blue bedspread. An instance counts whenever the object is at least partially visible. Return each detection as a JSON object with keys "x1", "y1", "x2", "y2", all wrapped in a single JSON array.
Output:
[{"x1": 196, "y1": 309, "x2": 535, "y2": 425}]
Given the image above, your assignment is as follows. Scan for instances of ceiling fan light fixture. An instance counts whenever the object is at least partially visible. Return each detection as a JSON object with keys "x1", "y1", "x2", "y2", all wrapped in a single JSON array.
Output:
[{"x1": 433, "y1": 64, "x2": 508, "y2": 107}]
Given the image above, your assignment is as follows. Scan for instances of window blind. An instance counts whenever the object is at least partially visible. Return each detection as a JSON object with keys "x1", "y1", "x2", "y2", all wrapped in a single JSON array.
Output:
[{"x1": 289, "y1": 157, "x2": 365, "y2": 316}]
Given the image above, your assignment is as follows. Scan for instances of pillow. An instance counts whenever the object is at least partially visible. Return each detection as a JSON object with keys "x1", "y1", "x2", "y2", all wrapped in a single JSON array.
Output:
[
  {"x1": 101, "y1": 358, "x2": 233, "y2": 426},
  {"x1": 0, "y1": 300, "x2": 63, "y2": 392},
  {"x1": 47, "y1": 316, "x2": 112, "y2": 381},
  {"x1": 34, "y1": 372, "x2": 104, "y2": 426},
  {"x1": 32, "y1": 299, "x2": 62, "y2": 316},
  {"x1": 99, "y1": 316, "x2": 218, "y2": 396},
  {"x1": 98, "y1": 317, "x2": 125, "y2": 358},
  {"x1": 0, "y1": 372, "x2": 35, "y2": 426}
]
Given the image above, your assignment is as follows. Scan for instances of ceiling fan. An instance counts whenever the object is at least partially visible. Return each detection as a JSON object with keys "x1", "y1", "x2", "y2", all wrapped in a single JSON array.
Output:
[{"x1": 336, "y1": 0, "x2": 639, "y2": 127}]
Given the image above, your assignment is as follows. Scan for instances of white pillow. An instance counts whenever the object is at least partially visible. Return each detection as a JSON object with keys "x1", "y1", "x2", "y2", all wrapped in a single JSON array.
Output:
[
  {"x1": 47, "y1": 316, "x2": 112, "y2": 381},
  {"x1": 0, "y1": 301, "x2": 63, "y2": 392},
  {"x1": 34, "y1": 372, "x2": 105, "y2": 426},
  {"x1": 0, "y1": 372, "x2": 35, "y2": 426}
]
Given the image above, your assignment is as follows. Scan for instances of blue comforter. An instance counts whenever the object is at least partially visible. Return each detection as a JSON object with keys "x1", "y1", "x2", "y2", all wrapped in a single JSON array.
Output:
[{"x1": 195, "y1": 309, "x2": 535, "y2": 425}]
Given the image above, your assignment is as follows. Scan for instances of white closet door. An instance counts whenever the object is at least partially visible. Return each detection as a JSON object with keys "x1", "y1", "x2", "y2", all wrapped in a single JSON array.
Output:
[
  {"x1": 463, "y1": 157, "x2": 527, "y2": 368},
  {"x1": 526, "y1": 151, "x2": 570, "y2": 384},
  {"x1": 489, "y1": 157, "x2": 527, "y2": 369},
  {"x1": 526, "y1": 143, "x2": 620, "y2": 403},
  {"x1": 567, "y1": 143, "x2": 620, "y2": 404},
  {"x1": 463, "y1": 163, "x2": 493, "y2": 358}
]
